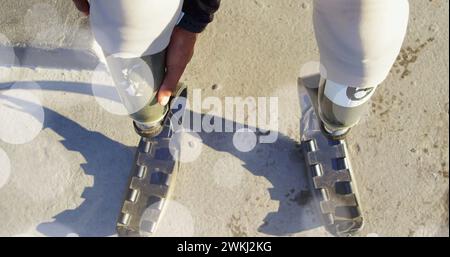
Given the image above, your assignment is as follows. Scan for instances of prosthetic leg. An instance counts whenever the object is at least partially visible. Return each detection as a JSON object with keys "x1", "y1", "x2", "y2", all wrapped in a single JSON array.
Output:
[
  {"x1": 300, "y1": 75, "x2": 367, "y2": 237},
  {"x1": 88, "y1": 0, "x2": 186, "y2": 236},
  {"x1": 117, "y1": 80, "x2": 187, "y2": 237},
  {"x1": 107, "y1": 50, "x2": 188, "y2": 237},
  {"x1": 300, "y1": 0, "x2": 409, "y2": 236}
]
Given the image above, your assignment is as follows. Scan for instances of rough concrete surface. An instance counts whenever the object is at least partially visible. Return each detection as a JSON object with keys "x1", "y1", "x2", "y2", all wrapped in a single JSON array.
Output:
[{"x1": 0, "y1": 0, "x2": 448, "y2": 237}]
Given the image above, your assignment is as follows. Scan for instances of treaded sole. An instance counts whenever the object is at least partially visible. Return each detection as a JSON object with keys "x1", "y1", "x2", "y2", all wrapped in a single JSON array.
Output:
[{"x1": 302, "y1": 131, "x2": 364, "y2": 237}]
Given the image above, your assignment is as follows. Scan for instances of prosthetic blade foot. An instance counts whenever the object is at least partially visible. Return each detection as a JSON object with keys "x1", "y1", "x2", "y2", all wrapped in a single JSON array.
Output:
[
  {"x1": 302, "y1": 131, "x2": 364, "y2": 236},
  {"x1": 299, "y1": 78, "x2": 363, "y2": 237},
  {"x1": 116, "y1": 85, "x2": 187, "y2": 237}
]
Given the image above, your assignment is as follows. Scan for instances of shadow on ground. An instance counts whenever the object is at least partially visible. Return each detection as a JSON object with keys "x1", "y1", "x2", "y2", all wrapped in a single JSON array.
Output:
[
  {"x1": 191, "y1": 112, "x2": 321, "y2": 235},
  {"x1": 0, "y1": 91, "x2": 134, "y2": 236},
  {"x1": 1, "y1": 79, "x2": 322, "y2": 237}
]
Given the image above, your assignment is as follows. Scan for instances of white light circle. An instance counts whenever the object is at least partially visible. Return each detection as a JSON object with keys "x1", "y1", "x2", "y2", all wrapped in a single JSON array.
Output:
[
  {"x1": 0, "y1": 147, "x2": 11, "y2": 189},
  {"x1": 8, "y1": 81, "x2": 43, "y2": 100},
  {"x1": 169, "y1": 129, "x2": 203, "y2": 163},
  {"x1": 233, "y1": 128, "x2": 257, "y2": 152},
  {"x1": 299, "y1": 61, "x2": 328, "y2": 87},
  {"x1": 0, "y1": 33, "x2": 17, "y2": 89},
  {"x1": 140, "y1": 200, "x2": 194, "y2": 237},
  {"x1": 91, "y1": 56, "x2": 156, "y2": 116},
  {"x1": 35, "y1": 220, "x2": 78, "y2": 237},
  {"x1": 0, "y1": 33, "x2": 15, "y2": 65},
  {"x1": 0, "y1": 83, "x2": 44, "y2": 144}
]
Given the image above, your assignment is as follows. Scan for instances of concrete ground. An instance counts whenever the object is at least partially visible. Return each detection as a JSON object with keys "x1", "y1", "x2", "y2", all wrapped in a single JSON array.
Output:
[{"x1": 0, "y1": 0, "x2": 448, "y2": 237}]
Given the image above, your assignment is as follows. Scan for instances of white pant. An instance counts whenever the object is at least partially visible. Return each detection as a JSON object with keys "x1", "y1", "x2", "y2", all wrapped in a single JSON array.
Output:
[
  {"x1": 90, "y1": 0, "x2": 184, "y2": 58},
  {"x1": 91, "y1": 0, "x2": 409, "y2": 86},
  {"x1": 314, "y1": 0, "x2": 409, "y2": 87}
]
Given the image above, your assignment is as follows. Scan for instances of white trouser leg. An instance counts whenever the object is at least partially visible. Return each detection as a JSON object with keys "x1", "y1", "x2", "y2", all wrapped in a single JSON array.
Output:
[
  {"x1": 313, "y1": 0, "x2": 410, "y2": 87},
  {"x1": 90, "y1": 0, "x2": 183, "y2": 58}
]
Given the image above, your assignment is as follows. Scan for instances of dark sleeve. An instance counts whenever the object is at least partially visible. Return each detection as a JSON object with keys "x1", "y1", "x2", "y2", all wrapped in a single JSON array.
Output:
[{"x1": 177, "y1": 0, "x2": 221, "y2": 33}]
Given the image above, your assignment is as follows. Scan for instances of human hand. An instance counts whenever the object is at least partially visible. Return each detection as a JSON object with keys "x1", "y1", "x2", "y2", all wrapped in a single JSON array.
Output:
[{"x1": 157, "y1": 27, "x2": 197, "y2": 106}]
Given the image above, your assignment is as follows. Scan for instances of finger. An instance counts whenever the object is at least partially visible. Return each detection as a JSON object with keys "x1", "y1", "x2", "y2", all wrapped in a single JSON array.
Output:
[
  {"x1": 157, "y1": 83, "x2": 174, "y2": 106},
  {"x1": 157, "y1": 65, "x2": 185, "y2": 106},
  {"x1": 157, "y1": 28, "x2": 197, "y2": 106}
]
